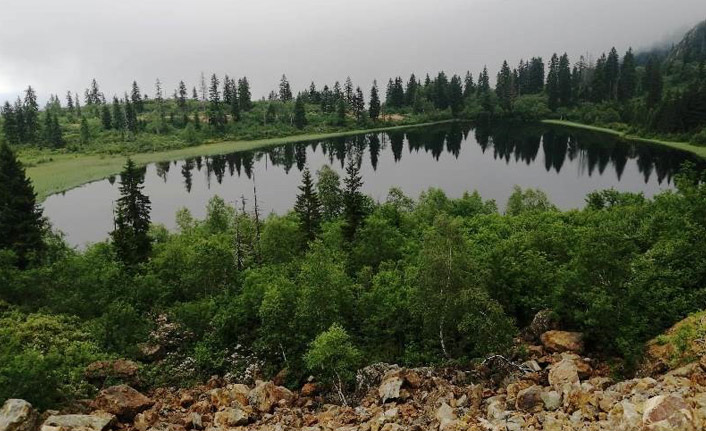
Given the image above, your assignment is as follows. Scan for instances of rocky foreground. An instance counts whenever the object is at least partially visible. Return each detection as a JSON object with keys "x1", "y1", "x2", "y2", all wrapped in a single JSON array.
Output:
[{"x1": 2, "y1": 330, "x2": 706, "y2": 431}]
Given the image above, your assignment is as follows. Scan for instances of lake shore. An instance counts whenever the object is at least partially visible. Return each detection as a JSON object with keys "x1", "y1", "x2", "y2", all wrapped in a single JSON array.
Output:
[
  {"x1": 542, "y1": 119, "x2": 706, "y2": 159},
  {"x1": 27, "y1": 120, "x2": 458, "y2": 202}
]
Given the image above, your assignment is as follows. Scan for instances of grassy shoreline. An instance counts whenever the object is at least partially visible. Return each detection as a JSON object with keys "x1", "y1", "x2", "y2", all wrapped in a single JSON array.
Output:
[
  {"x1": 542, "y1": 119, "x2": 706, "y2": 159},
  {"x1": 27, "y1": 120, "x2": 457, "y2": 202}
]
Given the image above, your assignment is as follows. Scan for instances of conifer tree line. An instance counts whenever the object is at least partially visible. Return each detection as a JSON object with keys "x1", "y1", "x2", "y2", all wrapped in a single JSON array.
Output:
[{"x1": 3, "y1": 40, "x2": 706, "y2": 150}]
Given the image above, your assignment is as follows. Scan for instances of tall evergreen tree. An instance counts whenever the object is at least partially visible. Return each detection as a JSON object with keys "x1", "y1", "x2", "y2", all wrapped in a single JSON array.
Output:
[
  {"x1": 369, "y1": 81, "x2": 381, "y2": 121},
  {"x1": 112, "y1": 97, "x2": 126, "y2": 133},
  {"x1": 124, "y1": 94, "x2": 138, "y2": 134},
  {"x1": 111, "y1": 158, "x2": 152, "y2": 266},
  {"x1": 80, "y1": 115, "x2": 91, "y2": 145},
  {"x1": 154, "y1": 78, "x2": 166, "y2": 132},
  {"x1": 23, "y1": 86, "x2": 39, "y2": 144},
  {"x1": 293, "y1": 94, "x2": 307, "y2": 129},
  {"x1": 528, "y1": 57, "x2": 545, "y2": 94},
  {"x1": 238, "y1": 77, "x2": 252, "y2": 111},
  {"x1": 477, "y1": 67, "x2": 491, "y2": 96},
  {"x1": 1, "y1": 102, "x2": 19, "y2": 145},
  {"x1": 352, "y1": 87, "x2": 365, "y2": 121},
  {"x1": 448, "y1": 74, "x2": 465, "y2": 116},
  {"x1": 66, "y1": 91, "x2": 75, "y2": 118},
  {"x1": 406, "y1": 74, "x2": 418, "y2": 105},
  {"x1": 557, "y1": 53, "x2": 572, "y2": 107},
  {"x1": 279, "y1": 74, "x2": 293, "y2": 101},
  {"x1": 604, "y1": 47, "x2": 620, "y2": 100},
  {"x1": 294, "y1": 168, "x2": 322, "y2": 242},
  {"x1": 131, "y1": 81, "x2": 144, "y2": 113},
  {"x1": 495, "y1": 61, "x2": 514, "y2": 112},
  {"x1": 177, "y1": 80, "x2": 188, "y2": 109},
  {"x1": 336, "y1": 98, "x2": 347, "y2": 126},
  {"x1": 0, "y1": 143, "x2": 44, "y2": 267},
  {"x1": 546, "y1": 54, "x2": 560, "y2": 111},
  {"x1": 208, "y1": 74, "x2": 226, "y2": 132},
  {"x1": 433, "y1": 72, "x2": 450, "y2": 110},
  {"x1": 617, "y1": 48, "x2": 637, "y2": 102},
  {"x1": 101, "y1": 104, "x2": 112, "y2": 130},
  {"x1": 342, "y1": 157, "x2": 366, "y2": 241},
  {"x1": 344, "y1": 77, "x2": 354, "y2": 107},
  {"x1": 463, "y1": 71, "x2": 475, "y2": 98},
  {"x1": 43, "y1": 111, "x2": 64, "y2": 148}
]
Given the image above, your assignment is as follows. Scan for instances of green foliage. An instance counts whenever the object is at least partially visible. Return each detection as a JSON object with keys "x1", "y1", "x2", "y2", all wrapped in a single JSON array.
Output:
[{"x1": 304, "y1": 323, "x2": 361, "y2": 388}]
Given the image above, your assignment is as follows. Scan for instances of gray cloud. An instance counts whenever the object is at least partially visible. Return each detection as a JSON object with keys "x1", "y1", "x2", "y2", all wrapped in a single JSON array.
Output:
[{"x1": 1, "y1": 0, "x2": 705, "y2": 104}]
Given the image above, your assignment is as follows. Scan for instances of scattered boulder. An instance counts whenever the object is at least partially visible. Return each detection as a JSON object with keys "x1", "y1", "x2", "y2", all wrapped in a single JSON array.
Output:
[
  {"x1": 548, "y1": 357, "x2": 580, "y2": 391},
  {"x1": 643, "y1": 394, "x2": 696, "y2": 430},
  {"x1": 41, "y1": 413, "x2": 115, "y2": 431},
  {"x1": 541, "y1": 390, "x2": 562, "y2": 411},
  {"x1": 540, "y1": 330, "x2": 584, "y2": 353},
  {"x1": 209, "y1": 384, "x2": 249, "y2": 409},
  {"x1": 0, "y1": 400, "x2": 37, "y2": 431},
  {"x1": 247, "y1": 381, "x2": 295, "y2": 413},
  {"x1": 379, "y1": 375, "x2": 404, "y2": 404},
  {"x1": 85, "y1": 359, "x2": 140, "y2": 386},
  {"x1": 515, "y1": 385, "x2": 544, "y2": 413},
  {"x1": 93, "y1": 385, "x2": 154, "y2": 420},
  {"x1": 435, "y1": 403, "x2": 456, "y2": 430},
  {"x1": 213, "y1": 407, "x2": 251, "y2": 427},
  {"x1": 523, "y1": 309, "x2": 557, "y2": 341},
  {"x1": 301, "y1": 383, "x2": 320, "y2": 397}
]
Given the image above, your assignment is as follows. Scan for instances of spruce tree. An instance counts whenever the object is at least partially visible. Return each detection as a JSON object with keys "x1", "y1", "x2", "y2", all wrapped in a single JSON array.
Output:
[
  {"x1": 101, "y1": 104, "x2": 112, "y2": 129},
  {"x1": 342, "y1": 157, "x2": 366, "y2": 241},
  {"x1": 495, "y1": 61, "x2": 514, "y2": 112},
  {"x1": 66, "y1": 91, "x2": 75, "y2": 118},
  {"x1": 558, "y1": 53, "x2": 572, "y2": 107},
  {"x1": 546, "y1": 54, "x2": 560, "y2": 111},
  {"x1": 645, "y1": 57, "x2": 663, "y2": 108},
  {"x1": 131, "y1": 81, "x2": 144, "y2": 113},
  {"x1": 124, "y1": 94, "x2": 138, "y2": 134},
  {"x1": 336, "y1": 98, "x2": 346, "y2": 126},
  {"x1": 177, "y1": 80, "x2": 188, "y2": 109},
  {"x1": 279, "y1": 74, "x2": 293, "y2": 101},
  {"x1": 23, "y1": 86, "x2": 39, "y2": 144},
  {"x1": 344, "y1": 77, "x2": 354, "y2": 107},
  {"x1": 369, "y1": 81, "x2": 381, "y2": 121},
  {"x1": 405, "y1": 74, "x2": 418, "y2": 105},
  {"x1": 604, "y1": 47, "x2": 620, "y2": 100},
  {"x1": 0, "y1": 143, "x2": 44, "y2": 267},
  {"x1": 463, "y1": 72, "x2": 475, "y2": 98},
  {"x1": 448, "y1": 74, "x2": 465, "y2": 116},
  {"x1": 208, "y1": 74, "x2": 226, "y2": 132},
  {"x1": 1, "y1": 102, "x2": 19, "y2": 145},
  {"x1": 477, "y1": 67, "x2": 491, "y2": 96},
  {"x1": 353, "y1": 87, "x2": 365, "y2": 121},
  {"x1": 238, "y1": 77, "x2": 252, "y2": 111},
  {"x1": 294, "y1": 95, "x2": 307, "y2": 129},
  {"x1": 528, "y1": 57, "x2": 545, "y2": 94},
  {"x1": 111, "y1": 158, "x2": 152, "y2": 266},
  {"x1": 294, "y1": 168, "x2": 322, "y2": 242},
  {"x1": 112, "y1": 97, "x2": 126, "y2": 133},
  {"x1": 617, "y1": 48, "x2": 637, "y2": 102},
  {"x1": 80, "y1": 115, "x2": 91, "y2": 145}
]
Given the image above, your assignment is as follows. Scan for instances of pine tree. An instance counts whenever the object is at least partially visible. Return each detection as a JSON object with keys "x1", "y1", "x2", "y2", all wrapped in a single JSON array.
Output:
[
  {"x1": 406, "y1": 74, "x2": 418, "y2": 105},
  {"x1": 124, "y1": 94, "x2": 138, "y2": 134},
  {"x1": 369, "y1": 81, "x2": 381, "y2": 121},
  {"x1": 66, "y1": 91, "x2": 75, "y2": 118},
  {"x1": 558, "y1": 53, "x2": 572, "y2": 107},
  {"x1": 617, "y1": 48, "x2": 637, "y2": 102},
  {"x1": 238, "y1": 77, "x2": 252, "y2": 111},
  {"x1": 495, "y1": 61, "x2": 514, "y2": 112},
  {"x1": 23, "y1": 86, "x2": 39, "y2": 144},
  {"x1": 112, "y1": 96, "x2": 126, "y2": 133},
  {"x1": 154, "y1": 78, "x2": 166, "y2": 132},
  {"x1": 131, "y1": 81, "x2": 144, "y2": 113},
  {"x1": 1, "y1": 102, "x2": 19, "y2": 145},
  {"x1": 353, "y1": 87, "x2": 365, "y2": 121},
  {"x1": 208, "y1": 74, "x2": 226, "y2": 132},
  {"x1": 344, "y1": 76, "x2": 354, "y2": 107},
  {"x1": 111, "y1": 158, "x2": 152, "y2": 266},
  {"x1": 43, "y1": 111, "x2": 63, "y2": 148},
  {"x1": 294, "y1": 168, "x2": 322, "y2": 242},
  {"x1": 80, "y1": 115, "x2": 91, "y2": 145},
  {"x1": 433, "y1": 72, "x2": 450, "y2": 110},
  {"x1": 605, "y1": 47, "x2": 620, "y2": 100},
  {"x1": 279, "y1": 74, "x2": 293, "y2": 101},
  {"x1": 463, "y1": 71, "x2": 475, "y2": 98},
  {"x1": 177, "y1": 80, "x2": 188, "y2": 109},
  {"x1": 528, "y1": 57, "x2": 545, "y2": 94},
  {"x1": 448, "y1": 74, "x2": 465, "y2": 115},
  {"x1": 336, "y1": 98, "x2": 346, "y2": 126},
  {"x1": 294, "y1": 94, "x2": 307, "y2": 129},
  {"x1": 546, "y1": 54, "x2": 560, "y2": 111},
  {"x1": 477, "y1": 67, "x2": 491, "y2": 96},
  {"x1": 591, "y1": 54, "x2": 608, "y2": 102},
  {"x1": 192, "y1": 87, "x2": 199, "y2": 101},
  {"x1": 101, "y1": 104, "x2": 112, "y2": 129},
  {"x1": 0, "y1": 143, "x2": 44, "y2": 267},
  {"x1": 342, "y1": 157, "x2": 365, "y2": 241},
  {"x1": 75, "y1": 92, "x2": 82, "y2": 118}
]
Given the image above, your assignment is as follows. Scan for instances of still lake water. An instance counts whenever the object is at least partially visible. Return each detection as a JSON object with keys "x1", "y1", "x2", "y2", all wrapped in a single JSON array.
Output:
[{"x1": 44, "y1": 123, "x2": 700, "y2": 247}]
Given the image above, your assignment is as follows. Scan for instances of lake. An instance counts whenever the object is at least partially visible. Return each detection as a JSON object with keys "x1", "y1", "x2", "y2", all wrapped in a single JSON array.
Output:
[{"x1": 43, "y1": 122, "x2": 701, "y2": 247}]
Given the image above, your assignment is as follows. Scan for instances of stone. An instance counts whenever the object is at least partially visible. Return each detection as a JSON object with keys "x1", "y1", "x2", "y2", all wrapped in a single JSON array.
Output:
[
  {"x1": 0, "y1": 400, "x2": 37, "y2": 431},
  {"x1": 505, "y1": 381, "x2": 532, "y2": 409},
  {"x1": 189, "y1": 413, "x2": 203, "y2": 431},
  {"x1": 435, "y1": 403, "x2": 456, "y2": 430},
  {"x1": 213, "y1": 407, "x2": 251, "y2": 427},
  {"x1": 548, "y1": 358, "x2": 580, "y2": 391},
  {"x1": 209, "y1": 384, "x2": 249, "y2": 409},
  {"x1": 179, "y1": 393, "x2": 194, "y2": 408},
  {"x1": 134, "y1": 410, "x2": 159, "y2": 431},
  {"x1": 85, "y1": 359, "x2": 140, "y2": 385},
  {"x1": 247, "y1": 381, "x2": 295, "y2": 413},
  {"x1": 642, "y1": 394, "x2": 696, "y2": 431},
  {"x1": 378, "y1": 376, "x2": 404, "y2": 404},
  {"x1": 522, "y1": 360, "x2": 542, "y2": 373},
  {"x1": 540, "y1": 330, "x2": 584, "y2": 353},
  {"x1": 608, "y1": 400, "x2": 642, "y2": 431},
  {"x1": 515, "y1": 385, "x2": 544, "y2": 413},
  {"x1": 93, "y1": 385, "x2": 154, "y2": 420},
  {"x1": 541, "y1": 390, "x2": 562, "y2": 411},
  {"x1": 301, "y1": 383, "x2": 319, "y2": 397},
  {"x1": 42, "y1": 414, "x2": 115, "y2": 431}
]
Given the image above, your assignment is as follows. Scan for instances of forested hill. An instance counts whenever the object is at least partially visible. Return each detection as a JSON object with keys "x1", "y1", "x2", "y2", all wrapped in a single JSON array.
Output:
[{"x1": 2, "y1": 19, "x2": 706, "y2": 159}]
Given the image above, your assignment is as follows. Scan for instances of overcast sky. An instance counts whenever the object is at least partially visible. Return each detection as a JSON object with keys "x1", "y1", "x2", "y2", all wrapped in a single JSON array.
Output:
[{"x1": 1, "y1": 0, "x2": 706, "y2": 105}]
